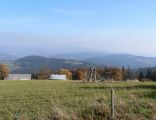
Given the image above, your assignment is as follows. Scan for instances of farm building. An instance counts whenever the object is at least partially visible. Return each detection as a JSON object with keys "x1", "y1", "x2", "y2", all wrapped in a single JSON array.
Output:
[
  {"x1": 49, "y1": 74, "x2": 67, "y2": 80},
  {"x1": 5, "y1": 74, "x2": 32, "y2": 80}
]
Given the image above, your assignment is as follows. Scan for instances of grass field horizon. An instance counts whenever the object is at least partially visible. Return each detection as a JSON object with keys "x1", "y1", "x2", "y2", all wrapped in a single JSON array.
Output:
[{"x1": 0, "y1": 80, "x2": 155, "y2": 120}]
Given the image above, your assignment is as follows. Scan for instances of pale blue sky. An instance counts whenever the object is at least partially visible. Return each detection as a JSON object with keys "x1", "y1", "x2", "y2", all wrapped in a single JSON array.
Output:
[{"x1": 0, "y1": 0, "x2": 156, "y2": 56}]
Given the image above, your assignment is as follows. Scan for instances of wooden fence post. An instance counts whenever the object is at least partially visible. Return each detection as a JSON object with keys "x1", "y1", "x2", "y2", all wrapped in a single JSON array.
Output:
[{"x1": 111, "y1": 88, "x2": 115, "y2": 118}]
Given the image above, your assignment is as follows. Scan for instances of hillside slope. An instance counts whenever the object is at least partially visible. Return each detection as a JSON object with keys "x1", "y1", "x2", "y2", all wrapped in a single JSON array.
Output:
[
  {"x1": 12, "y1": 56, "x2": 96, "y2": 73},
  {"x1": 86, "y1": 54, "x2": 156, "y2": 68}
]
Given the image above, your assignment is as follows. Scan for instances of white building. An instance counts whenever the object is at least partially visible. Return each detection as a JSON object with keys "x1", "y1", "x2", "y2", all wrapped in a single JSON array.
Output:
[
  {"x1": 49, "y1": 74, "x2": 67, "y2": 80},
  {"x1": 5, "y1": 74, "x2": 32, "y2": 80}
]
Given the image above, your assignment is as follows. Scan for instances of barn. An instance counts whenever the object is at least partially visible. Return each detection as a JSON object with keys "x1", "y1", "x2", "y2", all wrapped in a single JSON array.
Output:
[
  {"x1": 49, "y1": 74, "x2": 67, "y2": 80},
  {"x1": 5, "y1": 74, "x2": 32, "y2": 80}
]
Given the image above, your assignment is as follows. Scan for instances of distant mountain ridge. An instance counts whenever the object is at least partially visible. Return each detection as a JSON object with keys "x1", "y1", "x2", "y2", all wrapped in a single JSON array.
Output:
[
  {"x1": 86, "y1": 54, "x2": 156, "y2": 68},
  {"x1": 1, "y1": 53, "x2": 156, "y2": 73},
  {"x1": 51, "y1": 52, "x2": 109, "y2": 60}
]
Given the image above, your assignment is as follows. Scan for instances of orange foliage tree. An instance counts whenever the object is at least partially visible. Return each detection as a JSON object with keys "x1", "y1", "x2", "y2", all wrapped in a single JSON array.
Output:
[
  {"x1": 59, "y1": 69, "x2": 72, "y2": 80},
  {"x1": 76, "y1": 68, "x2": 87, "y2": 80},
  {"x1": 97, "y1": 67, "x2": 123, "y2": 80},
  {"x1": 0, "y1": 64, "x2": 9, "y2": 79}
]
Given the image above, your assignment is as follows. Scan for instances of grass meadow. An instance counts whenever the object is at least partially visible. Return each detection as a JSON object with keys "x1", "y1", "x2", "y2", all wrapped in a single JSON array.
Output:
[{"x1": 0, "y1": 80, "x2": 155, "y2": 120}]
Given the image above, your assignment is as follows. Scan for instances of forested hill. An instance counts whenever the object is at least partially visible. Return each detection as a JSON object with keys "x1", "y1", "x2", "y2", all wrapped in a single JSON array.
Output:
[{"x1": 12, "y1": 56, "x2": 97, "y2": 73}]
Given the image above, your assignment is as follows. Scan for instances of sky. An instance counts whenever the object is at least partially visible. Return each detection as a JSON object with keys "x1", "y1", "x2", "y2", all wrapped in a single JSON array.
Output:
[{"x1": 0, "y1": 0, "x2": 156, "y2": 56}]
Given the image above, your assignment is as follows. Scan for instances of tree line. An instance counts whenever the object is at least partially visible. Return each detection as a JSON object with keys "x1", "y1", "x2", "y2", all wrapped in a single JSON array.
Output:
[
  {"x1": 31, "y1": 66, "x2": 139, "y2": 81},
  {"x1": 138, "y1": 67, "x2": 156, "y2": 81},
  {"x1": 0, "y1": 63, "x2": 156, "y2": 81}
]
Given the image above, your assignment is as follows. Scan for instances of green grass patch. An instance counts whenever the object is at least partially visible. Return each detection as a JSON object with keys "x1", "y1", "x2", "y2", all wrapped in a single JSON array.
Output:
[{"x1": 0, "y1": 80, "x2": 155, "y2": 120}]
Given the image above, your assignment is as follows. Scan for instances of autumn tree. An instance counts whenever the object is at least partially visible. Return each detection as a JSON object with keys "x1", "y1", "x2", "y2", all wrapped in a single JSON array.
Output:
[
  {"x1": 97, "y1": 67, "x2": 123, "y2": 81},
  {"x1": 58, "y1": 69, "x2": 72, "y2": 80},
  {"x1": 111, "y1": 68, "x2": 123, "y2": 80},
  {"x1": 76, "y1": 68, "x2": 87, "y2": 80},
  {"x1": 0, "y1": 64, "x2": 9, "y2": 80},
  {"x1": 37, "y1": 66, "x2": 52, "y2": 80},
  {"x1": 105, "y1": 67, "x2": 123, "y2": 80}
]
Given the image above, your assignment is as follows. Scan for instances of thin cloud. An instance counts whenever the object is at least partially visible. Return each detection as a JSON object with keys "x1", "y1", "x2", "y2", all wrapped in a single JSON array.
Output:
[
  {"x1": 0, "y1": 17, "x2": 42, "y2": 27},
  {"x1": 50, "y1": 8, "x2": 94, "y2": 17}
]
